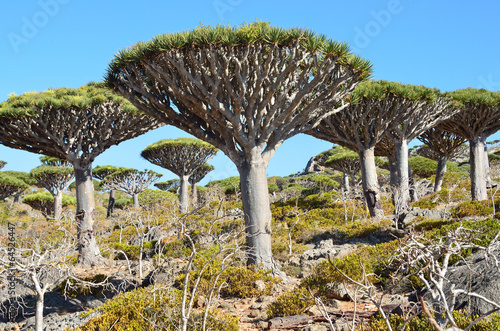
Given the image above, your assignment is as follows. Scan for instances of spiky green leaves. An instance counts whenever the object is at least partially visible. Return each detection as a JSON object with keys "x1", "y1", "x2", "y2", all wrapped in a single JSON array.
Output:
[
  {"x1": 351, "y1": 80, "x2": 441, "y2": 104},
  {"x1": 40, "y1": 156, "x2": 71, "y2": 167},
  {"x1": 0, "y1": 173, "x2": 29, "y2": 189},
  {"x1": 30, "y1": 165, "x2": 74, "y2": 178},
  {"x1": 92, "y1": 165, "x2": 127, "y2": 181},
  {"x1": 0, "y1": 173, "x2": 29, "y2": 200},
  {"x1": 142, "y1": 138, "x2": 219, "y2": 153},
  {"x1": 0, "y1": 82, "x2": 138, "y2": 118},
  {"x1": 447, "y1": 88, "x2": 500, "y2": 107},
  {"x1": 142, "y1": 138, "x2": 218, "y2": 177},
  {"x1": 106, "y1": 22, "x2": 373, "y2": 85}
]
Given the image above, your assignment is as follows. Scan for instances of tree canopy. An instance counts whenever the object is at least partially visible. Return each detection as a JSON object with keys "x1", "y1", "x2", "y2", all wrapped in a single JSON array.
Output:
[{"x1": 0, "y1": 173, "x2": 29, "y2": 200}]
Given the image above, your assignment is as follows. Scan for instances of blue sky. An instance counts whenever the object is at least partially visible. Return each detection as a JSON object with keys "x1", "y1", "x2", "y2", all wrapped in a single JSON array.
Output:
[{"x1": 1, "y1": 0, "x2": 500, "y2": 185}]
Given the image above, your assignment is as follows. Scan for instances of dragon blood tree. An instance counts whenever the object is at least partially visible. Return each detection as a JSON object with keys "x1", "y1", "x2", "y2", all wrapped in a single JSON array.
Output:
[
  {"x1": 384, "y1": 87, "x2": 451, "y2": 212},
  {"x1": 30, "y1": 163, "x2": 74, "y2": 220},
  {"x1": 0, "y1": 83, "x2": 162, "y2": 266},
  {"x1": 2, "y1": 170, "x2": 37, "y2": 202},
  {"x1": 106, "y1": 22, "x2": 371, "y2": 270},
  {"x1": 189, "y1": 163, "x2": 214, "y2": 206},
  {"x1": 100, "y1": 168, "x2": 162, "y2": 208},
  {"x1": 40, "y1": 155, "x2": 72, "y2": 167},
  {"x1": 0, "y1": 161, "x2": 6, "y2": 170},
  {"x1": 417, "y1": 128, "x2": 467, "y2": 192},
  {"x1": 0, "y1": 173, "x2": 29, "y2": 200},
  {"x1": 307, "y1": 81, "x2": 434, "y2": 218},
  {"x1": 92, "y1": 165, "x2": 127, "y2": 218},
  {"x1": 437, "y1": 88, "x2": 500, "y2": 200},
  {"x1": 324, "y1": 146, "x2": 360, "y2": 193},
  {"x1": 141, "y1": 138, "x2": 218, "y2": 213}
]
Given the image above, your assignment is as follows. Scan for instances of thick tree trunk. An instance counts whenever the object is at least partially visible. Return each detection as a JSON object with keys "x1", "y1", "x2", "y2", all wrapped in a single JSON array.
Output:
[
  {"x1": 485, "y1": 147, "x2": 493, "y2": 188},
  {"x1": 35, "y1": 296, "x2": 43, "y2": 331},
  {"x1": 13, "y1": 192, "x2": 21, "y2": 203},
  {"x1": 343, "y1": 173, "x2": 350, "y2": 193},
  {"x1": 53, "y1": 190, "x2": 63, "y2": 220},
  {"x1": 359, "y1": 147, "x2": 384, "y2": 218},
  {"x1": 394, "y1": 138, "x2": 410, "y2": 213},
  {"x1": 74, "y1": 161, "x2": 102, "y2": 266},
  {"x1": 179, "y1": 175, "x2": 189, "y2": 214},
  {"x1": 238, "y1": 151, "x2": 276, "y2": 270},
  {"x1": 132, "y1": 194, "x2": 139, "y2": 208},
  {"x1": 191, "y1": 182, "x2": 198, "y2": 207},
  {"x1": 470, "y1": 135, "x2": 488, "y2": 200},
  {"x1": 434, "y1": 156, "x2": 448, "y2": 192},
  {"x1": 106, "y1": 189, "x2": 115, "y2": 218}
]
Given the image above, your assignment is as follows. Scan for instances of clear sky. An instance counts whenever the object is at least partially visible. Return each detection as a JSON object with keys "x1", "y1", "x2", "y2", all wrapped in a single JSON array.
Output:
[{"x1": 1, "y1": 0, "x2": 499, "y2": 185}]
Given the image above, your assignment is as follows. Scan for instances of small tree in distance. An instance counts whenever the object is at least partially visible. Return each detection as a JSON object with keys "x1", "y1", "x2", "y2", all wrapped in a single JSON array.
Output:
[
  {"x1": 92, "y1": 165, "x2": 127, "y2": 218},
  {"x1": 324, "y1": 146, "x2": 360, "y2": 193},
  {"x1": 417, "y1": 128, "x2": 468, "y2": 192},
  {"x1": 141, "y1": 138, "x2": 218, "y2": 213},
  {"x1": 106, "y1": 22, "x2": 372, "y2": 270},
  {"x1": 0, "y1": 161, "x2": 6, "y2": 170},
  {"x1": 189, "y1": 163, "x2": 214, "y2": 207},
  {"x1": 30, "y1": 161, "x2": 74, "y2": 220},
  {"x1": 101, "y1": 168, "x2": 162, "y2": 208}
]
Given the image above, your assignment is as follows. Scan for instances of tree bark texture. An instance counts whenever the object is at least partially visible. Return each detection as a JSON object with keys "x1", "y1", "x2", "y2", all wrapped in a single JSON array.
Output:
[
  {"x1": 470, "y1": 135, "x2": 488, "y2": 200},
  {"x1": 342, "y1": 173, "x2": 350, "y2": 193},
  {"x1": 132, "y1": 194, "x2": 139, "y2": 208},
  {"x1": 179, "y1": 175, "x2": 190, "y2": 214},
  {"x1": 53, "y1": 190, "x2": 63, "y2": 221},
  {"x1": 191, "y1": 182, "x2": 198, "y2": 207},
  {"x1": 434, "y1": 156, "x2": 448, "y2": 192},
  {"x1": 359, "y1": 147, "x2": 384, "y2": 218},
  {"x1": 238, "y1": 151, "x2": 275, "y2": 270},
  {"x1": 74, "y1": 162, "x2": 101, "y2": 266},
  {"x1": 394, "y1": 138, "x2": 410, "y2": 213},
  {"x1": 35, "y1": 297, "x2": 43, "y2": 331}
]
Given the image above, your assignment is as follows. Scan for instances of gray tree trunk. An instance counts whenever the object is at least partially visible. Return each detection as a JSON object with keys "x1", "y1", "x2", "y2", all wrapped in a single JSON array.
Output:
[
  {"x1": 53, "y1": 190, "x2": 63, "y2": 221},
  {"x1": 470, "y1": 134, "x2": 488, "y2": 200},
  {"x1": 35, "y1": 296, "x2": 43, "y2": 331},
  {"x1": 359, "y1": 147, "x2": 384, "y2": 218},
  {"x1": 106, "y1": 189, "x2": 115, "y2": 218},
  {"x1": 394, "y1": 138, "x2": 410, "y2": 213},
  {"x1": 191, "y1": 182, "x2": 198, "y2": 208},
  {"x1": 179, "y1": 175, "x2": 189, "y2": 214},
  {"x1": 238, "y1": 151, "x2": 276, "y2": 270},
  {"x1": 13, "y1": 192, "x2": 21, "y2": 203},
  {"x1": 74, "y1": 162, "x2": 102, "y2": 266},
  {"x1": 343, "y1": 172, "x2": 350, "y2": 194},
  {"x1": 485, "y1": 146, "x2": 493, "y2": 188},
  {"x1": 434, "y1": 155, "x2": 448, "y2": 192},
  {"x1": 132, "y1": 194, "x2": 139, "y2": 208}
]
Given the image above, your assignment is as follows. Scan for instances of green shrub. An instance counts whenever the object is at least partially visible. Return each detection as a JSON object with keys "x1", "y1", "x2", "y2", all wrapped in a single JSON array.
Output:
[
  {"x1": 76, "y1": 286, "x2": 239, "y2": 331},
  {"x1": 138, "y1": 188, "x2": 177, "y2": 206},
  {"x1": 109, "y1": 242, "x2": 152, "y2": 260},
  {"x1": 219, "y1": 267, "x2": 278, "y2": 298},
  {"x1": 368, "y1": 311, "x2": 500, "y2": 331},
  {"x1": 57, "y1": 274, "x2": 108, "y2": 298},
  {"x1": 409, "y1": 156, "x2": 458, "y2": 178},
  {"x1": 113, "y1": 197, "x2": 132, "y2": 209},
  {"x1": 450, "y1": 200, "x2": 493, "y2": 218},
  {"x1": 302, "y1": 240, "x2": 399, "y2": 298},
  {"x1": 266, "y1": 287, "x2": 314, "y2": 319}
]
